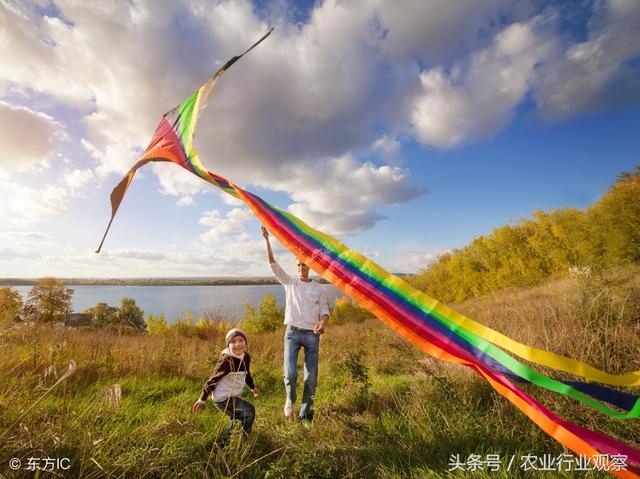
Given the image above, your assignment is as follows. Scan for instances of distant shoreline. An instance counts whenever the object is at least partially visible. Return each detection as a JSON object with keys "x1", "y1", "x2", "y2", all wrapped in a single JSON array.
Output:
[{"x1": 0, "y1": 277, "x2": 331, "y2": 286}]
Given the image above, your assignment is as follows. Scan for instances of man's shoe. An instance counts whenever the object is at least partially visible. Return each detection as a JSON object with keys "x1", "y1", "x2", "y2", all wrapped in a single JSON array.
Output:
[{"x1": 284, "y1": 399, "x2": 293, "y2": 418}]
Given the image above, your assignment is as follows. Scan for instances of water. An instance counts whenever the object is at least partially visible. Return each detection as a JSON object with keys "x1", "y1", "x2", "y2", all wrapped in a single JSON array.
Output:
[{"x1": 12, "y1": 284, "x2": 345, "y2": 323}]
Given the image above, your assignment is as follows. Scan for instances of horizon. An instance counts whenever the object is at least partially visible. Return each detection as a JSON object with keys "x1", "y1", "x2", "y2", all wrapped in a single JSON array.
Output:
[{"x1": 1, "y1": 0, "x2": 639, "y2": 278}]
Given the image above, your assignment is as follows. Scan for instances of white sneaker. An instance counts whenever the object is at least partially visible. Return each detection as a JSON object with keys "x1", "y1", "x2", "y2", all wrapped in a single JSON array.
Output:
[{"x1": 284, "y1": 399, "x2": 293, "y2": 418}]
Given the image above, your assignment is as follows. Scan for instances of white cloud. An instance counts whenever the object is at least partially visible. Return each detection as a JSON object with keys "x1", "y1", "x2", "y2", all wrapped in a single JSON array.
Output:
[
  {"x1": 375, "y1": 0, "x2": 514, "y2": 63},
  {"x1": 370, "y1": 135, "x2": 402, "y2": 165},
  {"x1": 151, "y1": 163, "x2": 209, "y2": 196},
  {"x1": 533, "y1": 0, "x2": 640, "y2": 118},
  {"x1": 0, "y1": 0, "x2": 536, "y2": 232},
  {"x1": 388, "y1": 248, "x2": 451, "y2": 274},
  {"x1": 0, "y1": 101, "x2": 66, "y2": 174},
  {"x1": 5, "y1": 183, "x2": 69, "y2": 220},
  {"x1": 268, "y1": 155, "x2": 422, "y2": 235},
  {"x1": 2, "y1": 0, "x2": 638, "y2": 277},
  {"x1": 198, "y1": 207, "x2": 252, "y2": 244},
  {"x1": 63, "y1": 168, "x2": 94, "y2": 190},
  {"x1": 177, "y1": 195, "x2": 194, "y2": 206},
  {"x1": 92, "y1": 248, "x2": 257, "y2": 276},
  {"x1": 0, "y1": 247, "x2": 41, "y2": 260},
  {"x1": 411, "y1": 20, "x2": 552, "y2": 148}
]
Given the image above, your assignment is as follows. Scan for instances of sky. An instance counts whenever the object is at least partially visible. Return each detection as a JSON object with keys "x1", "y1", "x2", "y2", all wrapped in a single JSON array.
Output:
[{"x1": 0, "y1": 0, "x2": 639, "y2": 278}]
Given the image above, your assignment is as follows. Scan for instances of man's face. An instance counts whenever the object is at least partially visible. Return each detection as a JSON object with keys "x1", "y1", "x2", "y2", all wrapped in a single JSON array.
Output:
[{"x1": 296, "y1": 260, "x2": 310, "y2": 279}]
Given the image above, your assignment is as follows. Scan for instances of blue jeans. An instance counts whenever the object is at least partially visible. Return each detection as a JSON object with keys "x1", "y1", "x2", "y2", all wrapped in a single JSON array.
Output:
[
  {"x1": 214, "y1": 396, "x2": 255, "y2": 445},
  {"x1": 283, "y1": 325, "x2": 320, "y2": 420}
]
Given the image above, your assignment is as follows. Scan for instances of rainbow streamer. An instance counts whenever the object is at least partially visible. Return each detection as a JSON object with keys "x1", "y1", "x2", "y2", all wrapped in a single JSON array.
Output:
[{"x1": 98, "y1": 31, "x2": 640, "y2": 477}]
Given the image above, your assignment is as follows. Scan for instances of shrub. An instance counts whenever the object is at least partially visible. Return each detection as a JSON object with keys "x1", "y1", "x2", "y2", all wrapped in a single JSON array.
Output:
[
  {"x1": 0, "y1": 286, "x2": 23, "y2": 326},
  {"x1": 329, "y1": 297, "x2": 375, "y2": 325},
  {"x1": 240, "y1": 292, "x2": 284, "y2": 333},
  {"x1": 147, "y1": 313, "x2": 169, "y2": 336}
]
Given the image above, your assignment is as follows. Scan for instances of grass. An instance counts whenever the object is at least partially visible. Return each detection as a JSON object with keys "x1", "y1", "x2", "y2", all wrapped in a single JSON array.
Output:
[{"x1": 1, "y1": 267, "x2": 639, "y2": 478}]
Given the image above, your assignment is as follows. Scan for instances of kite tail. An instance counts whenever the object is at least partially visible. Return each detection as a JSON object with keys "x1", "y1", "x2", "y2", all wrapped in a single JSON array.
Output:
[{"x1": 230, "y1": 183, "x2": 640, "y2": 477}]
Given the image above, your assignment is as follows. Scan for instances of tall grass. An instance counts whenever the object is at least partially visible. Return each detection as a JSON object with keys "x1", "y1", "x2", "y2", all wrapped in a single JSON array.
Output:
[{"x1": 1, "y1": 267, "x2": 638, "y2": 478}]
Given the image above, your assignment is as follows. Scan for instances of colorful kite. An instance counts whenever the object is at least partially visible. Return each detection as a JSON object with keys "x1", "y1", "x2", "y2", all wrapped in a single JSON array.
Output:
[{"x1": 98, "y1": 31, "x2": 640, "y2": 478}]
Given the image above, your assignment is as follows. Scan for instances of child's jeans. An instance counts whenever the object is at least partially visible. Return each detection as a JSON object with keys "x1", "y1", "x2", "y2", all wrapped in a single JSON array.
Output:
[
  {"x1": 283, "y1": 325, "x2": 320, "y2": 421},
  {"x1": 214, "y1": 396, "x2": 255, "y2": 445}
]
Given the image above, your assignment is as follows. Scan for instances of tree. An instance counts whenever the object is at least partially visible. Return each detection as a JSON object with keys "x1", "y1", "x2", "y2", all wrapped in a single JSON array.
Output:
[
  {"x1": 0, "y1": 287, "x2": 23, "y2": 326},
  {"x1": 85, "y1": 302, "x2": 119, "y2": 326},
  {"x1": 147, "y1": 313, "x2": 168, "y2": 336},
  {"x1": 25, "y1": 278, "x2": 73, "y2": 323},
  {"x1": 118, "y1": 297, "x2": 146, "y2": 330},
  {"x1": 240, "y1": 292, "x2": 284, "y2": 333}
]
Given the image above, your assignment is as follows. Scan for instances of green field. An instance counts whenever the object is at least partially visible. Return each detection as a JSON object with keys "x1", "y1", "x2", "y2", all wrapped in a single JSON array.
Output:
[{"x1": 1, "y1": 267, "x2": 639, "y2": 478}]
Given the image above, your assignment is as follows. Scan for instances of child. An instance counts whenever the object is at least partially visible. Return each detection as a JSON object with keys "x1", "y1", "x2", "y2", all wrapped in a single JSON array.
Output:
[{"x1": 192, "y1": 328, "x2": 260, "y2": 445}]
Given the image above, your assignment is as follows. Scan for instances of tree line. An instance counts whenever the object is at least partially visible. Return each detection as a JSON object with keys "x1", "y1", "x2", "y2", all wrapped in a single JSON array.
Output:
[
  {"x1": 0, "y1": 277, "x2": 145, "y2": 330},
  {"x1": 409, "y1": 165, "x2": 640, "y2": 303}
]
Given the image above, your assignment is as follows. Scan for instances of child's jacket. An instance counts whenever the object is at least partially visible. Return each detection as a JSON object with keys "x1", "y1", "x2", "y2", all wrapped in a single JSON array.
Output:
[{"x1": 199, "y1": 349, "x2": 255, "y2": 402}]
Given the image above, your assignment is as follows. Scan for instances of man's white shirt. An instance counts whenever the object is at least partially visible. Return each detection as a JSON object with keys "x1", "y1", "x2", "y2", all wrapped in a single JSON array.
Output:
[{"x1": 270, "y1": 261, "x2": 330, "y2": 330}]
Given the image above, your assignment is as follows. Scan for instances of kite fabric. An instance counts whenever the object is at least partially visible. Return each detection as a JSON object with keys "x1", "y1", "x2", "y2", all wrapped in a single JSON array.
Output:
[{"x1": 97, "y1": 31, "x2": 640, "y2": 477}]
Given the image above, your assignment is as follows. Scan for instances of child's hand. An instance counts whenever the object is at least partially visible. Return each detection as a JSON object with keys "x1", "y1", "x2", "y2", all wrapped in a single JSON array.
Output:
[
  {"x1": 192, "y1": 400, "x2": 205, "y2": 413},
  {"x1": 251, "y1": 388, "x2": 261, "y2": 398}
]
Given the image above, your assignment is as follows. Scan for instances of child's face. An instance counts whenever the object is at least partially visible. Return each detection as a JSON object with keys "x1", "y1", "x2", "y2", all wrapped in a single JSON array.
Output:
[{"x1": 228, "y1": 336, "x2": 247, "y2": 355}]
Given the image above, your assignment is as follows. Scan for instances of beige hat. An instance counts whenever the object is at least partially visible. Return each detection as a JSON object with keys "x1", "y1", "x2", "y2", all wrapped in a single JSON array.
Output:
[{"x1": 225, "y1": 328, "x2": 247, "y2": 345}]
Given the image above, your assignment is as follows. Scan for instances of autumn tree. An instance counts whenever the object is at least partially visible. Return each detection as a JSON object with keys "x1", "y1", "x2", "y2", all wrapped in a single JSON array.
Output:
[
  {"x1": 24, "y1": 278, "x2": 73, "y2": 323},
  {"x1": 118, "y1": 297, "x2": 146, "y2": 330},
  {"x1": 85, "y1": 297, "x2": 146, "y2": 330},
  {"x1": 0, "y1": 287, "x2": 23, "y2": 326},
  {"x1": 409, "y1": 164, "x2": 640, "y2": 303},
  {"x1": 240, "y1": 292, "x2": 284, "y2": 333},
  {"x1": 85, "y1": 302, "x2": 119, "y2": 326}
]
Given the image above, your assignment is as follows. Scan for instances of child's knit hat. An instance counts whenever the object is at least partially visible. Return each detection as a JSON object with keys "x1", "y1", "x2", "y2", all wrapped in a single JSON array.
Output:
[{"x1": 225, "y1": 328, "x2": 247, "y2": 345}]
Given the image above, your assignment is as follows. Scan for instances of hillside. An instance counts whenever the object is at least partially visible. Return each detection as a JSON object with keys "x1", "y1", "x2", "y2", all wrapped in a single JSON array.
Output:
[{"x1": 410, "y1": 165, "x2": 640, "y2": 303}]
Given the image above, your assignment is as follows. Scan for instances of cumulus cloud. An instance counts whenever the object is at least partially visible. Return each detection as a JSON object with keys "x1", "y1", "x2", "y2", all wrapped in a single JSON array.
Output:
[
  {"x1": 198, "y1": 207, "x2": 252, "y2": 244},
  {"x1": 0, "y1": 101, "x2": 66, "y2": 174},
  {"x1": 2, "y1": 0, "x2": 638, "y2": 244},
  {"x1": 375, "y1": 0, "x2": 515, "y2": 63},
  {"x1": 177, "y1": 195, "x2": 194, "y2": 206},
  {"x1": 63, "y1": 168, "x2": 94, "y2": 190},
  {"x1": 411, "y1": 20, "x2": 552, "y2": 148},
  {"x1": 264, "y1": 155, "x2": 423, "y2": 235},
  {"x1": 533, "y1": 0, "x2": 640, "y2": 118}
]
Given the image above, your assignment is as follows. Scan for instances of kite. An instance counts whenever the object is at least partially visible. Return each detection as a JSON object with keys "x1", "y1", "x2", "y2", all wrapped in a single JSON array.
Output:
[{"x1": 97, "y1": 30, "x2": 640, "y2": 478}]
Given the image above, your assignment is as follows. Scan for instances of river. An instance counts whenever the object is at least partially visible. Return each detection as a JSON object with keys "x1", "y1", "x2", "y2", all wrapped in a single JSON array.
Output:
[{"x1": 13, "y1": 284, "x2": 345, "y2": 323}]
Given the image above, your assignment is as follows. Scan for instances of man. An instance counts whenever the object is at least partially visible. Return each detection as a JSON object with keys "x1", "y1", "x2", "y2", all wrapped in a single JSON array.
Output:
[{"x1": 260, "y1": 225, "x2": 329, "y2": 421}]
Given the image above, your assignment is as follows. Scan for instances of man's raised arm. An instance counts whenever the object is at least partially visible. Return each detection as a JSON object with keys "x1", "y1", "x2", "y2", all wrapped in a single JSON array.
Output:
[{"x1": 260, "y1": 225, "x2": 275, "y2": 264}]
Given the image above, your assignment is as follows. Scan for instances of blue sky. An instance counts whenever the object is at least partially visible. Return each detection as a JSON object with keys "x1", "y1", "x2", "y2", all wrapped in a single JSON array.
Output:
[{"x1": 0, "y1": 0, "x2": 639, "y2": 278}]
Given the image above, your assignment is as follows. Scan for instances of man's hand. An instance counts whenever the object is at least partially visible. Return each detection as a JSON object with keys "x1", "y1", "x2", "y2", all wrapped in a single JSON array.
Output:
[
  {"x1": 261, "y1": 225, "x2": 276, "y2": 263},
  {"x1": 251, "y1": 387, "x2": 261, "y2": 398},
  {"x1": 314, "y1": 314, "x2": 328, "y2": 335},
  {"x1": 313, "y1": 322, "x2": 326, "y2": 335},
  {"x1": 192, "y1": 400, "x2": 205, "y2": 413}
]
